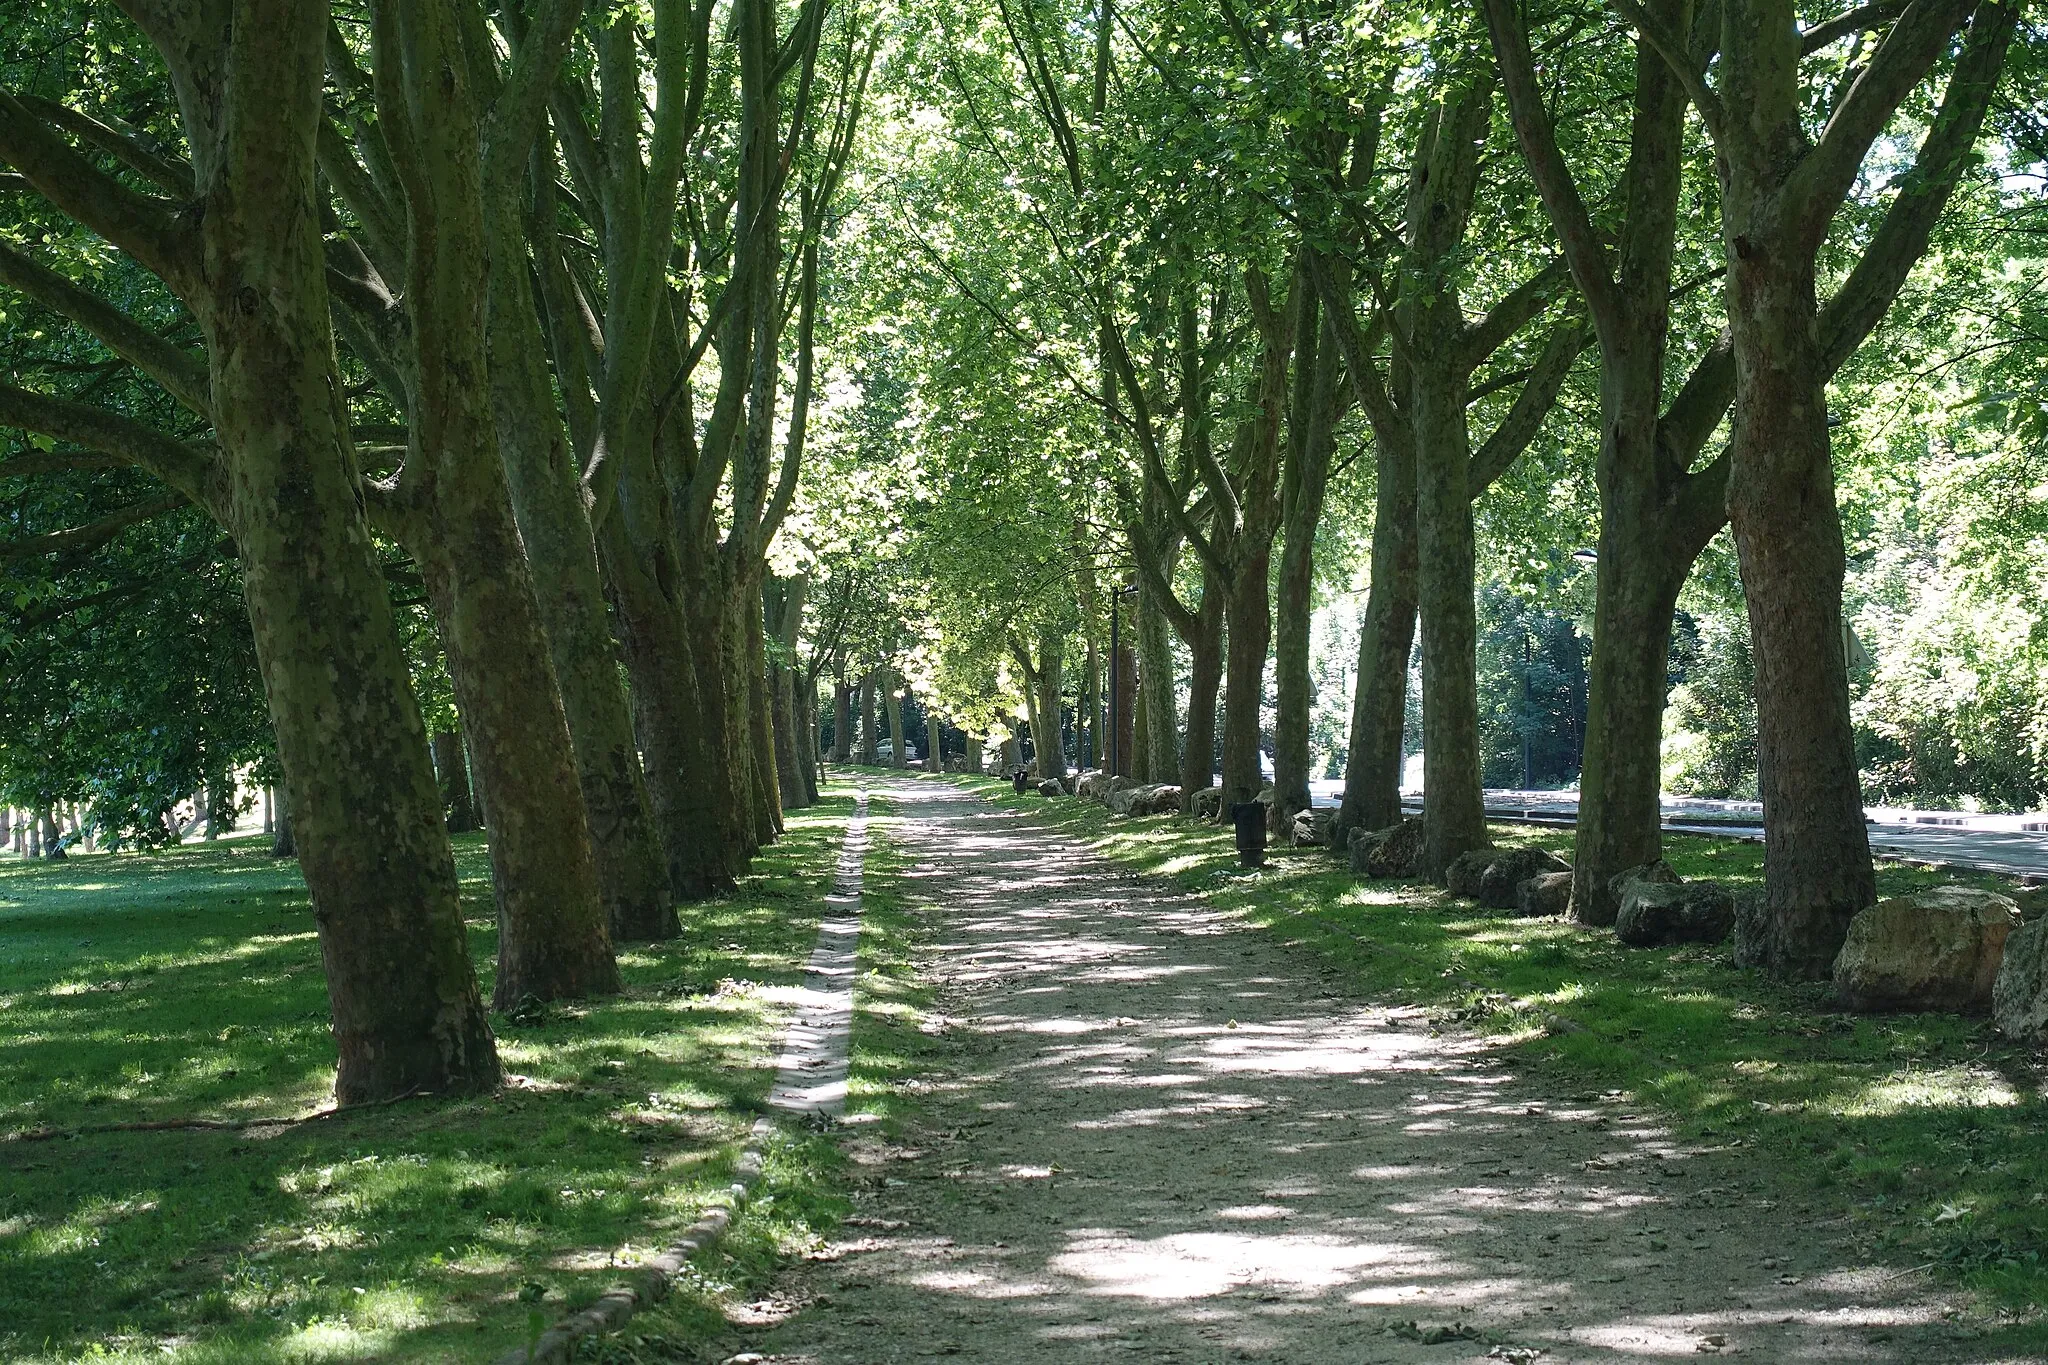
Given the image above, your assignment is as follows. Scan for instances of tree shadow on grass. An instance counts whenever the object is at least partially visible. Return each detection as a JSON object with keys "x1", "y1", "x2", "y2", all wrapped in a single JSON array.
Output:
[{"x1": 0, "y1": 798, "x2": 858, "y2": 1364}]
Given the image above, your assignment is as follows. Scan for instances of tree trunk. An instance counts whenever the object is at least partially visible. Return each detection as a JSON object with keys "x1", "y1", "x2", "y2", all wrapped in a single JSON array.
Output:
[
  {"x1": 798, "y1": 673, "x2": 822, "y2": 802},
  {"x1": 1136, "y1": 581, "x2": 1178, "y2": 783},
  {"x1": 881, "y1": 668, "x2": 906, "y2": 768},
  {"x1": 1725, "y1": 247, "x2": 1874, "y2": 975},
  {"x1": 1336, "y1": 441, "x2": 1419, "y2": 842},
  {"x1": 415, "y1": 539, "x2": 620, "y2": 1008},
  {"x1": 271, "y1": 794, "x2": 295, "y2": 859},
  {"x1": 178, "y1": 0, "x2": 500, "y2": 1103},
  {"x1": 433, "y1": 731, "x2": 478, "y2": 833},
  {"x1": 602, "y1": 524, "x2": 735, "y2": 900},
  {"x1": 38, "y1": 808, "x2": 64, "y2": 860},
  {"x1": 832, "y1": 676, "x2": 853, "y2": 763},
  {"x1": 743, "y1": 564, "x2": 782, "y2": 843},
  {"x1": 1273, "y1": 304, "x2": 1343, "y2": 834},
  {"x1": 1217, "y1": 558, "x2": 1271, "y2": 819},
  {"x1": 1412, "y1": 358, "x2": 1490, "y2": 877},
  {"x1": 1081, "y1": 636, "x2": 1102, "y2": 770},
  {"x1": 965, "y1": 733, "x2": 984, "y2": 774},
  {"x1": 483, "y1": 192, "x2": 673, "y2": 942},
  {"x1": 858, "y1": 671, "x2": 879, "y2": 764},
  {"x1": 768, "y1": 575, "x2": 809, "y2": 811},
  {"x1": 1111, "y1": 638, "x2": 1136, "y2": 778},
  {"x1": 1180, "y1": 582, "x2": 1225, "y2": 802},
  {"x1": 1570, "y1": 540, "x2": 1689, "y2": 924},
  {"x1": 1033, "y1": 634, "x2": 1068, "y2": 780}
]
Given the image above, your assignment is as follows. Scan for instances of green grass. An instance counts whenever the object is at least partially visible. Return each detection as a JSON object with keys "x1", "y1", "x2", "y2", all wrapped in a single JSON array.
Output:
[
  {"x1": 940, "y1": 772, "x2": 2048, "y2": 1333},
  {"x1": 566, "y1": 785, "x2": 942, "y2": 1363},
  {"x1": 0, "y1": 790, "x2": 864, "y2": 1364}
]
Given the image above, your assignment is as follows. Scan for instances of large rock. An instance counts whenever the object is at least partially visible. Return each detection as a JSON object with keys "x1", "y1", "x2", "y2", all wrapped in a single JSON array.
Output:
[
  {"x1": 1608, "y1": 860, "x2": 1680, "y2": 905},
  {"x1": 1290, "y1": 807, "x2": 1336, "y2": 848},
  {"x1": 1190, "y1": 787, "x2": 1222, "y2": 820},
  {"x1": 1616, "y1": 879, "x2": 1735, "y2": 947},
  {"x1": 1349, "y1": 818, "x2": 1424, "y2": 879},
  {"x1": 1075, "y1": 769, "x2": 1111, "y2": 803},
  {"x1": 2011, "y1": 886, "x2": 2048, "y2": 924},
  {"x1": 1994, "y1": 916, "x2": 2048, "y2": 1044},
  {"x1": 1138, "y1": 784, "x2": 1183, "y2": 816},
  {"x1": 1516, "y1": 870, "x2": 1573, "y2": 918},
  {"x1": 1108, "y1": 783, "x2": 1183, "y2": 816},
  {"x1": 1037, "y1": 778, "x2": 1064, "y2": 798},
  {"x1": 1060, "y1": 773, "x2": 1080, "y2": 796},
  {"x1": 1833, "y1": 886, "x2": 2019, "y2": 1014},
  {"x1": 1446, "y1": 846, "x2": 1571, "y2": 908}
]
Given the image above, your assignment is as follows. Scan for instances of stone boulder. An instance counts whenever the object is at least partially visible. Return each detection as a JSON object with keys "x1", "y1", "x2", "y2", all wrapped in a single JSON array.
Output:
[
  {"x1": 2011, "y1": 887, "x2": 2048, "y2": 924},
  {"x1": 1037, "y1": 778, "x2": 1064, "y2": 799},
  {"x1": 1138, "y1": 784, "x2": 1183, "y2": 815},
  {"x1": 1833, "y1": 886, "x2": 2019, "y2": 1014},
  {"x1": 1190, "y1": 787, "x2": 1223, "y2": 820},
  {"x1": 1060, "y1": 773, "x2": 1079, "y2": 796},
  {"x1": 1290, "y1": 807, "x2": 1336, "y2": 848},
  {"x1": 1106, "y1": 782, "x2": 1181, "y2": 816},
  {"x1": 1516, "y1": 870, "x2": 1574, "y2": 918},
  {"x1": 1616, "y1": 879, "x2": 1735, "y2": 947},
  {"x1": 1075, "y1": 769, "x2": 1112, "y2": 803},
  {"x1": 1349, "y1": 818, "x2": 1424, "y2": 879},
  {"x1": 1994, "y1": 917, "x2": 2048, "y2": 1044},
  {"x1": 1446, "y1": 846, "x2": 1571, "y2": 909},
  {"x1": 1608, "y1": 860, "x2": 1680, "y2": 905}
]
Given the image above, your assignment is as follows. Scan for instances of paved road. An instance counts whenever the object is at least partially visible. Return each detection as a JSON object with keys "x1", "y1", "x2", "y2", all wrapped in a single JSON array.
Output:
[
  {"x1": 743, "y1": 779, "x2": 1993, "y2": 1363},
  {"x1": 1304, "y1": 781, "x2": 2048, "y2": 881}
]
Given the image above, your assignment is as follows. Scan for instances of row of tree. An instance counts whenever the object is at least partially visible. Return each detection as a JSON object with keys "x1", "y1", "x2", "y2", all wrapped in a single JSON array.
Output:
[
  {"x1": 0, "y1": 0, "x2": 873, "y2": 1103},
  {"x1": 837, "y1": 0, "x2": 2039, "y2": 984}
]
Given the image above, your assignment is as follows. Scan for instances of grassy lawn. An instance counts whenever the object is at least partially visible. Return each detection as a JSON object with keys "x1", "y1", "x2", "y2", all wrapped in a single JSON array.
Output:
[
  {"x1": 565, "y1": 786, "x2": 942, "y2": 1363},
  {"x1": 0, "y1": 790, "x2": 863, "y2": 1364},
  {"x1": 940, "y1": 772, "x2": 2048, "y2": 1335}
]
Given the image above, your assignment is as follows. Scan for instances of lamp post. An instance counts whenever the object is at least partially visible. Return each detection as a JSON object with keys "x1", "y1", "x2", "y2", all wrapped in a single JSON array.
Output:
[{"x1": 1108, "y1": 582, "x2": 1136, "y2": 778}]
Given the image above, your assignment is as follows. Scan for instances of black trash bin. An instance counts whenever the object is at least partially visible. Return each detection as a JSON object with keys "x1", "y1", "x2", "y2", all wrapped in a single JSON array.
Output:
[
  {"x1": 1230, "y1": 801, "x2": 1267, "y2": 868},
  {"x1": 1012, "y1": 768, "x2": 1030, "y2": 794}
]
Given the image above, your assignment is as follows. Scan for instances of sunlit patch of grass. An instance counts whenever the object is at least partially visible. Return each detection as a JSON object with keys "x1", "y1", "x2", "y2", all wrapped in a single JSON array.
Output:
[
  {"x1": 940, "y1": 771, "x2": 2048, "y2": 1328},
  {"x1": 0, "y1": 790, "x2": 867, "y2": 1364}
]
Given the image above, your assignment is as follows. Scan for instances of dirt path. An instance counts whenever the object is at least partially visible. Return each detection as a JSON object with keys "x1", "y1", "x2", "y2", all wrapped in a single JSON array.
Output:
[{"x1": 740, "y1": 779, "x2": 1998, "y2": 1363}]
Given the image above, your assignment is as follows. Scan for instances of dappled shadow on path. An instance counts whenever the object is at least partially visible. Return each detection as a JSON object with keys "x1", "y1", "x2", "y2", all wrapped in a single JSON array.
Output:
[{"x1": 754, "y1": 780, "x2": 2006, "y2": 1365}]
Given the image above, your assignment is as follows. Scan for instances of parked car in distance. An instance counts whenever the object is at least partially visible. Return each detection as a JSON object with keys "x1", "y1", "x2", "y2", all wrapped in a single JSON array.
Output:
[{"x1": 873, "y1": 740, "x2": 919, "y2": 763}]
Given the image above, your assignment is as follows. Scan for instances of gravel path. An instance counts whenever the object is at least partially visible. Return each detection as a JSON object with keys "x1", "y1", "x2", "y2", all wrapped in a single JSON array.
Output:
[{"x1": 740, "y1": 778, "x2": 2000, "y2": 1363}]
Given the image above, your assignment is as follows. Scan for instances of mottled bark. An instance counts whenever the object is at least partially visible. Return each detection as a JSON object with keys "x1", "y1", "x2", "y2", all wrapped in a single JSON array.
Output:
[
  {"x1": 832, "y1": 676, "x2": 853, "y2": 764},
  {"x1": 38, "y1": 808, "x2": 64, "y2": 860},
  {"x1": 1135, "y1": 580, "x2": 1178, "y2": 784},
  {"x1": 186, "y1": 0, "x2": 496, "y2": 1102},
  {"x1": 474, "y1": 30, "x2": 673, "y2": 942},
  {"x1": 858, "y1": 671, "x2": 878, "y2": 764},
  {"x1": 1273, "y1": 298, "x2": 1344, "y2": 834},
  {"x1": 380, "y1": 0, "x2": 617, "y2": 1007},
  {"x1": 1335, "y1": 445, "x2": 1418, "y2": 843},
  {"x1": 1111, "y1": 637, "x2": 1136, "y2": 778},
  {"x1": 433, "y1": 730, "x2": 478, "y2": 833},
  {"x1": 1181, "y1": 582, "x2": 1225, "y2": 801}
]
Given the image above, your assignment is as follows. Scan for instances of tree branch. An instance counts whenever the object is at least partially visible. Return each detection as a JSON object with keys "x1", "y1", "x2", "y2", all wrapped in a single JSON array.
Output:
[
  {"x1": 0, "y1": 239, "x2": 211, "y2": 417},
  {"x1": 1482, "y1": 0, "x2": 1623, "y2": 335},
  {"x1": 1790, "y1": 0, "x2": 1975, "y2": 248},
  {"x1": 1, "y1": 491, "x2": 185, "y2": 563},
  {"x1": 0, "y1": 93, "x2": 195, "y2": 293},
  {"x1": 0, "y1": 381, "x2": 218, "y2": 510}
]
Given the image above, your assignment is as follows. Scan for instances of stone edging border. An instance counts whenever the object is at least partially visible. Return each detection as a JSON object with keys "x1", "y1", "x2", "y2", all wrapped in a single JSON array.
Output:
[{"x1": 491, "y1": 786, "x2": 871, "y2": 1365}]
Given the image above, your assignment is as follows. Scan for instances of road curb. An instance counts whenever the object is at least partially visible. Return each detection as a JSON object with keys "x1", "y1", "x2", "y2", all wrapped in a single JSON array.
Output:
[{"x1": 492, "y1": 787, "x2": 871, "y2": 1365}]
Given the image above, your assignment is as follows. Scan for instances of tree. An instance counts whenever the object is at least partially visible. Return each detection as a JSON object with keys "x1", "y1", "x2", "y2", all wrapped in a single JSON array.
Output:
[{"x1": 0, "y1": 0, "x2": 498, "y2": 1102}]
